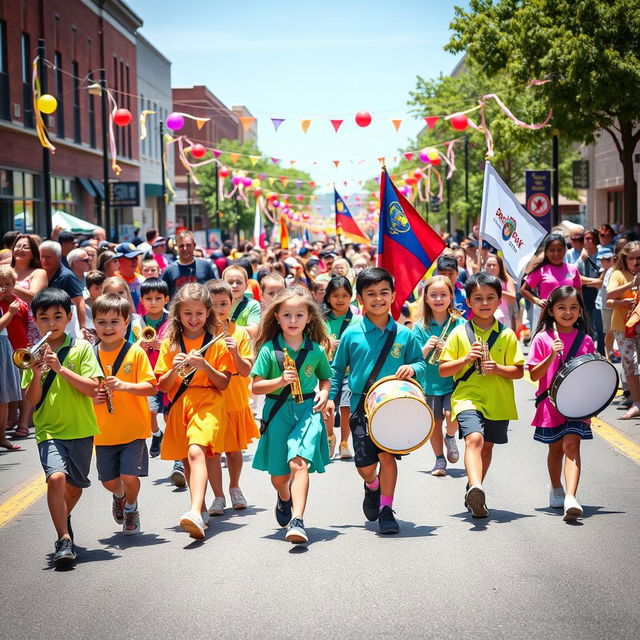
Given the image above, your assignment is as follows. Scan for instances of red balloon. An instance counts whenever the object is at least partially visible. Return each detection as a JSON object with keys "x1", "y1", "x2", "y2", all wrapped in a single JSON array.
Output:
[
  {"x1": 413, "y1": 170, "x2": 423, "y2": 180},
  {"x1": 113, "y1": 108, "x2": 132, "y2": 127},
  {"x1": 191, "y1": 143, "x2": 206, "y2": 159},
  {"x1": 450, "y1": 113, "x2": 469, "y2": 131},
  {"x1": 355, "y1": 111, "x2": 372, "y2": 127},
  {"x1": 405, "y1": 177, "x2": 416, "y2": 186},
  {"x1": 430, "y1": 157, "x2": 441, "y2": 166},
  {"x1": 219, "y1": 167, "x2": 230, "y2": 178},
  {"x1": 254, "y1": 188, "x2": 262, "y2": 197}
]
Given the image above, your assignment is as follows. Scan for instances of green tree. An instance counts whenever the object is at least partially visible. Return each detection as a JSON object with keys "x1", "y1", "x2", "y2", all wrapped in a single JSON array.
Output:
[
  {"x1": 194, "y1": 139, "x2": 316, "y2": 239},
  {"x1": 448, "y1": 0, "x2": 640, "y2": 228}
]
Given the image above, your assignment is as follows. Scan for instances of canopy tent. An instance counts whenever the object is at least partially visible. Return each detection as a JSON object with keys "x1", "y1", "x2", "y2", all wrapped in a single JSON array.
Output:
[{"x1": 13, "y1": 210, "x2": 100, "y2": 235}]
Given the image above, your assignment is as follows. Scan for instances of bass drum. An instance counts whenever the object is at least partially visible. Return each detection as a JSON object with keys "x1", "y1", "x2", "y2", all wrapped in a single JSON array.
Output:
[
  {"x1": 550, "y1": 353, "x2": 619, "y2": 420},
  {"x1": 364, "y1": 376, "x2": 434, "y2": 455}
]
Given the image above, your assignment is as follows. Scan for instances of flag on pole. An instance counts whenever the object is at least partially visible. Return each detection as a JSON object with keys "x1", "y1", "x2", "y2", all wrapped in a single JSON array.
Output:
[
  {"x1": 303, "y1": 227, "x2": 311, "y2": 245},
  {"x1": 335, "y1": 187, "x2": 369, "y2": 244},
  {"x1": 279, "y1": 215, "x2": 289, "y2": 249},
  {"x1": 480, "y1": 162, "x2": 547, "y2": 280},
  {"x1": 378, "y1": 168, "x2": 446, "y2": 318},
  {"x1": 253, "y1": 198, "x2": 266, "y2": 249}
]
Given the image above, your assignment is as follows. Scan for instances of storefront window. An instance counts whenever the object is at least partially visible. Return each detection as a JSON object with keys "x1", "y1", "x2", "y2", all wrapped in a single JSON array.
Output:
[{"x1": 0, "y1": 169, "x2": 41, "y2": 234}]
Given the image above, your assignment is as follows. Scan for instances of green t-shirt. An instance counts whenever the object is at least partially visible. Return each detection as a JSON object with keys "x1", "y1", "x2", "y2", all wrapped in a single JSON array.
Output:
[
  {"x1": 250, "y1": 336, "x2": 332, "y2": 396},
  {"x1": 22, "y1": 335, "x2": 103, "y2": 443},
  {"x1": 440, "y1": 320, "x2": 524, "y2": 421},
  {"x1": 324, "y1": 309, "x2": 362, "y2": 339},
  {"x1": 231, "y1": 296, "x2": 261, "y2": 327}
]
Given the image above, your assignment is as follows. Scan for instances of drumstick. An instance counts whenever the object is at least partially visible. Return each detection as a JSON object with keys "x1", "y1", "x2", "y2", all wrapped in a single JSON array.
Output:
[{"x1": 553, "y1": 322, "x2": 564, "y2": 359}]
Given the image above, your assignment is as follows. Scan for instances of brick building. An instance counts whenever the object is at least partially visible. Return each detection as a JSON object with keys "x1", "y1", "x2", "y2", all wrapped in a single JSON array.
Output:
[{"x1": 0, "y1": 0, "x2": 142, "y2": 238}]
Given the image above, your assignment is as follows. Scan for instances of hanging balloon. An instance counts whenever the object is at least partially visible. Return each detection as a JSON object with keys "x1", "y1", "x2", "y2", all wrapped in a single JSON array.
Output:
[
  {"x1": 450, "y1": 113, "x2": 469, "y2": 131},
  {"x1": 355, "y1": 111, "x2": 372, "y2": 127},
  {"x1": 219, "y1": 167, "x2": 230, "y2": 178},
  {"x1": 113, "y1": 108, "x2": 132, "y2": 127},
  {"x1": 37, "y1": 94, "x2": 58, "y2": 114},
  {"x1": 254, "y1": 188, "x2": 262, "y2": 197},
  {"x1": 231, "y1": 176, "x2": 241, "y2": 186},
  {"x1": 166, "y1": 112, "x2": 185, "y2": 131},
  {"x1": 413, "y1": 170, "x2": 423, "y2": 180},
  {"x1": 252, "y1": 178, "x2": 261, "y2": 188},
  {"x1": 426, "y1": 147, "x2": 439, "y2": 161},
  {"x1": 272, "y1": 199, "x2": 280, "y2": 208},
  {"x1": 430, "y1": 157, "x2": 442, "y2": 166},
  {"x1": 242, "y1": 177, "x2": 252, "y2": 187},
  {"x1": 419, "y1": 150, "x2": 430, "y2": 163},
  {"x1": 191, "y1": 143, "x2": 206, "y2": 159}
]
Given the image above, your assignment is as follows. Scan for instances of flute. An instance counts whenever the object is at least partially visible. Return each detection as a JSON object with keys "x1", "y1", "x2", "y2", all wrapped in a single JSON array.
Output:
[{"x1": 553, "y1": 322, "x2": 564, "y2": 359}]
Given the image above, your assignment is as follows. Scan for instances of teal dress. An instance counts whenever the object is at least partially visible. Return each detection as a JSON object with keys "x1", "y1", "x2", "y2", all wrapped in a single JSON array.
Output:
[{"x1": 251, "y1": 335, "x2": 332, "y2": 476}]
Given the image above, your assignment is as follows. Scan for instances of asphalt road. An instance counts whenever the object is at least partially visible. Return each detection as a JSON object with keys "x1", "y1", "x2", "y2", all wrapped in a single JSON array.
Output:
[{"x1": 1, "y1": 379, "x2": 639, "y2": 640}]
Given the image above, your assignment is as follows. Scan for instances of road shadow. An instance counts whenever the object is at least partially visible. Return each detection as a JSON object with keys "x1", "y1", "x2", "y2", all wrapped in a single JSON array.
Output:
[
  {"x1": 535, "y1": 505, "x2": 625, "y2": 520},
  {"x1": 43, "y1": 545, "x2": 119, "y2": 571},
  {"x1": 332, "y1": 520, "x2": 439, "y2": 538},
  {"x1": 0, "y1": 461, "x2": 23, "y2": 471},
  {"x1": 416, "y1": 468, "x2": 467, "y2": 479},
  {"x1": 452, "y1": 508, "x2": 535, "y2": 531},
  {"x1": 262, "y1": 525, "x2": 342, "y2": 548},
  {"x1": 98, "y1": 532, "x2": 171, "y2": 550},
  {"x1": 166, "y1": 518, "x2": 248, "y2": 546},
  {"x1": 209, "y1": 505, "x2": 267, "y2": 520},
  {"x1": 151, "y1": 477, "x2": 187, "y2": 491}
]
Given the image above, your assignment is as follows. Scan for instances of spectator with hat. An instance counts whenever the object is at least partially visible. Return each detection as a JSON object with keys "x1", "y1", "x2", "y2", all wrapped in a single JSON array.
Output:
[
  {"x1": 114, "y1": 242, "x2": 145, "y2": 310},
  {"x1": 150, "y1": 236, "x2": 170, "y2": 271}
]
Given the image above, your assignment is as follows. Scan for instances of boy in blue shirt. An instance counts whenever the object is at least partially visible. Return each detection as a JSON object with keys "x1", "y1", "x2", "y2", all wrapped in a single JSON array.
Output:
[
  {"x1": 328, "y1": 268, "x2": 427, "y2": 534},
  {"x1": 437, "y1": 254, "x2": 470, "y2": 319}
]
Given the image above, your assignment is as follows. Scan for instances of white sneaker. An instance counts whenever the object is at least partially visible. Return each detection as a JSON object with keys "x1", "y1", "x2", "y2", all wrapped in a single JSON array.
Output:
[
  {"x1": 230, "y1": 487, "x2": 247, "y2": 510},
  {"x1": 339, "y1": 441, "x2": 353, "y2": 459},
  {"x1": 179, "y1": 511, "x2": 205, "y2": 539},
  {"x1": 549, "y1": 486, "x2": 565, "y2": 509},
  {"x1": 208, "y1": 496, "x2": 226, "y2": 516},
  {"x1": 563, "y1": 495, "x2": 583, "y2": 521}
]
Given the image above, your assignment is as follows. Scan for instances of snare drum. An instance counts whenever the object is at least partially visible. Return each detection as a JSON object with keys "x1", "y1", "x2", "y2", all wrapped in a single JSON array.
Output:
[
  {"x1": 364, "y1": 376, "x2": 434, "y2": 455},
  {"x1": 550, "y1": 353, "x2": 619, "y2": 420}
]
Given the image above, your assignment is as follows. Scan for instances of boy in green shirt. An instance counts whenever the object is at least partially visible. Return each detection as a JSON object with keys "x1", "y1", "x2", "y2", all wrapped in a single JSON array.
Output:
[
  {"x1": 440, "y1": 272, "x2": 524, "y2": 518},
  {"x1": 23, "y1": 289, "x2": 102, "y2": 566}
]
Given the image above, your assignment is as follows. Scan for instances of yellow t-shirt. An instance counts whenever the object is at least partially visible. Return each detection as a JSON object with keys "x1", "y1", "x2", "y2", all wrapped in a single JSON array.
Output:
[
  {"x1": 607, "y1": 269, "x2": 635, "y2": 332},
  {"x1": 94, "y1": 341, "x2": 156, "y2": 445},
  {"x1": 154, "y1": 333, "x2": 235, "y2": 400},
  {"x1": 440, "y1": 320, "x2": 525, "y2": 421}
]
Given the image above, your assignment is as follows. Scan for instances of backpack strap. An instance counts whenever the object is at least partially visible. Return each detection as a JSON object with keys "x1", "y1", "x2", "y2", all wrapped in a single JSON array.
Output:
[
  {"x1": 337, "y1": 309, "x2": 354, "y2": 339},
  {"x1": 231, "y1": 297, "x2": 249, "y2": 322},
  {"x1": 93, "y1": 341, "x2": 133, "y2": 378},
  {"x1": 35, "y1": 338, "x2": 75, "y2": 412},
  {"x1": 456, "y1": 321, "x2": 505, "y2": 385}
]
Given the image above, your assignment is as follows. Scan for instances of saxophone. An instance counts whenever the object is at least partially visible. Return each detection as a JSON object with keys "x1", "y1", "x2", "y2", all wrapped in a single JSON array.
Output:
[{"x1": 283, "y1": 348, "x2": 304, "y2": 404}]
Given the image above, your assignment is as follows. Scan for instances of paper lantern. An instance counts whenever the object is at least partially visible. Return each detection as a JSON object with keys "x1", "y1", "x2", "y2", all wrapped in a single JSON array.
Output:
[
  {"x1": 450, "y1": 113, "x2": 469, "y2": 131},
  {"x1": 37, "y1": 94, "x2": 58, "y2": 114},
  {"x1": 426, "y1": 147, "x2": 439, "y2": 161},
  {"x1": 218, "y1": 167, "x2": 230, "y2": 178},
  {"x1": 166, "y1": 112, "x2": 185, "y2": 131},
  {"x1": 191, "y1": 143, "x2": 206, "y2": 159},
  {"x1": 355, "y1": 111, "x2": 372, "y2": 127},
  {"x1": 113, "y1": 108, "x2": 132, "y2": 127}
]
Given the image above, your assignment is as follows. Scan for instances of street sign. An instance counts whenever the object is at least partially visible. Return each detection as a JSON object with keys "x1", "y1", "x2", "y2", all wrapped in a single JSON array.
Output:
[
  {"x1": 110, "y1": 181, "x2": 140, "y2": 207},
  {"x1": 430, "y1": 195, "x2": 440, "y2": 213},
  {"x1": 525, "y1": 170, "x2": 551, "y2": 232},
  {"x1": 572, "y1": 160, "x2": 589, "y2": 189}
]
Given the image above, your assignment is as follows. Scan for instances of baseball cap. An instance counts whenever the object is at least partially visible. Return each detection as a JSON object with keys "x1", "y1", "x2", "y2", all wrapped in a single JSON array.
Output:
[
  {"x1": 58, "y1": 231, "x2": 75, "y2": 244},
  {"x1": 597, "y1": 247, "x2": 613, "y2": 259},
  {"x1": 152, "y1": 236, "x2": 166, "y2": 247},
  {"x1": 114, "y1": 242, "x2": 143, "y2": 258}
]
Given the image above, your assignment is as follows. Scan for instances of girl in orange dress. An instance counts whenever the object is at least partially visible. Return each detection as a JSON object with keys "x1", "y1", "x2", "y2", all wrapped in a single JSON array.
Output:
[
  {"x1": 155, "y1": 283, "x2": 234, "y2": 539},
  {"x1": 205, "y1": 280, "x2": 259, "y2": 515}
]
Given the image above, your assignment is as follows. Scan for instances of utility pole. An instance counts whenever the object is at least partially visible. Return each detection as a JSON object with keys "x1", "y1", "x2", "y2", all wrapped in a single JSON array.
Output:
[
  {"x1": 100, "y1": 69, "x2": 110, "y2": 238},
  {"x1": 187, "y1": 173, "x2": 192, "y2": 230},
  {"x1": 214, "y1": 164, "x2": 221, "y2": 239},
  {"x1": 38, "y1": 39, "x2": 52, "y2": 239},
  {"x1": 552, "y1": 130, "x2": 560, "y2": 227},
  {"x1": 464, "y1": 135, "x2": 469, "y2": 236},
  {"x1": 446, "y1": 176, "x2": 451, "y2": 236},
  {"x1": 159, "y1": 121, "x2": 167, "y2": 234}
]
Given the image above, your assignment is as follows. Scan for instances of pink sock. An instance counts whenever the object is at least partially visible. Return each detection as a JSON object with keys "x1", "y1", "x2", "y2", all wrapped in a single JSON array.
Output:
[
  {"x1": 380, "y1": 495, "x2": 393, "y2": 509},
  {"x1": 366, "y1": 477, "x2": 379, "y2": 491}
]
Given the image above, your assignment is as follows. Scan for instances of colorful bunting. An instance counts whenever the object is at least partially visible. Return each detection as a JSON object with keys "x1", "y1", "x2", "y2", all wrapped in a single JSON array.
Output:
[
  {"x1": 330, "y1": 119, "x2": 343, "y2": 133},
  {"x1": 249, "y1": 155, "x2": 260, "y2": 167},
  {"x1": 424, "y1": 116, "x2": 439, "y2": 129},
  {"x1": 239, "y1": 116, "x2": 255, "y2": 132},
  {"x1": 271, "y1": 118, "x2": 285, "y2": 131},
  {"x1": 333, "y1": 160, "x2": 340, "y2": 168},
  {"x1": 229, "y1": 153, "x2": 240, "y2": 164},
  {"x1": 391, "y1": 119, "x2": 403, "y2": 132},
  {"x1": 301, "y1": 119, "x2": 311, "y2": 133}
]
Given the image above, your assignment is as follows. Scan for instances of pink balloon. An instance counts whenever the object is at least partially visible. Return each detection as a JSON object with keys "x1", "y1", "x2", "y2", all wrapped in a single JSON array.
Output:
[
  {"x1": 419, "y1": 150, "x2": 429, "y2": 163},
  {"x1": 231, "y1": 176, "x2": 241, "y2": 186},
  {"x1": 242, "y1": 177, "x2": 252, "y2": 187},
  {"x1": 272, "y1": 199, "x2": 280, "y2": 208},
  {"x1": 166, "y1": 112, "x2": 185, "y2": 131}
]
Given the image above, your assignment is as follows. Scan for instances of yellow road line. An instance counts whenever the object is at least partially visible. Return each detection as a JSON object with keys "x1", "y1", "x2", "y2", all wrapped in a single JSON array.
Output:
[
  {"x1": 0, "y1": 474, "x2": 46, "y2": 529},
  {"x1": 522, "y1": 373, "x2": 640, "y2": 464}
]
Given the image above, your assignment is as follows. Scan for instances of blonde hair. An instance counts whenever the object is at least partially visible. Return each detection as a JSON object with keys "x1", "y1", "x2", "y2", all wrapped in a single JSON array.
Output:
[
  {"x1": 418, "y1": 275, "x2": 460, "y2": 325},
  {"x1": 102, "y1": 276, "x2": 135, "y2": 313},
  {"x1": 254, "y1": 286, "x2": 329, "y2": 353},
  {"x1": 222, "y1": 265, "x2": 247, "y2": 283},
  {"x1": 0, "y1": 265, "x2": 17, "y2": 283},
  {"x1": 165, "y1": 282, "x2": 219, "y2": 351}
]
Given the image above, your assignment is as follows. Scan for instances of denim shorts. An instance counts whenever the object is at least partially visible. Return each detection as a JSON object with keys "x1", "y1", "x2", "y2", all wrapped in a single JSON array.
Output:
[
  {"x1": 38, "y1": 437, "x2": 94, "y2": 488},
  {"x1": 147, "y1": 390, "x2": 164, "y2": 414},
  {"x1": 95, "y1": 438, "x2": 149, "y2": 482},
  {"x1": 457, "y1": 410, "x2": 509, "y2": 444}
]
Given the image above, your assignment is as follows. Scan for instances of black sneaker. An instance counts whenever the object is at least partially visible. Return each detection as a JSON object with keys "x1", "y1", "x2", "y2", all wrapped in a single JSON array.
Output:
[
  {"x1": 112, "y1": 493, "x2": 125, "y2": 525},
  {"x1": 285, "y1": 517, "x2": 308, "y2": 544},
  {"x1": 53, "y1": 537, "x2": 76, "y2": 566},
  {"x1": 362, "y1": 481, "x2": 380, "y2": 521},
  {"x1": 378, "y1": 506, "x2": 400, "y2": 534},
  {"x1": 150, "y1": 432, "x2": 163, "y2": 458},
  {"x1": 275, "y1": 494, "x2": 292, "y2": 528},
  {"x1": 67, "y1": 515, "x2": 74, "y2": 542}
]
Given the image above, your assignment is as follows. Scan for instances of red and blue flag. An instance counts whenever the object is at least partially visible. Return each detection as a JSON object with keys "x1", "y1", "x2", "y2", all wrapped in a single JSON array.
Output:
[
  {"x1": 378, "y1": 168, "x2": 446, "y2": 318},
  {"x1": 335, "y1": 187, "x2": 369, "y2": 244}
]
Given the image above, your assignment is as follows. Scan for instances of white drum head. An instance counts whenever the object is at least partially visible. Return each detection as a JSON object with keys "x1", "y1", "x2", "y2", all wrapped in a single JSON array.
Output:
[
  {"x1": 369, "y1": 397, "x2": 433, "y2": 454},
  {"x1": 554, "y1": 358, "x2": 618, "y2": 419}
]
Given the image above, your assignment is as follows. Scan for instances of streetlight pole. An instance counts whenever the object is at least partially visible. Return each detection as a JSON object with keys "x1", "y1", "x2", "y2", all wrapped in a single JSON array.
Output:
[
  {"x1": 464, "y1": 134, "x2": 469, "y2": 236},
  {"x1": 100, "y1": 69, "x2": 110, "y2": 238},
  {"x1": 38, "y1": 39, "x2": 52, "y2": 239},
  {"x1": 446, "y1": 176, "x2": 451, "y2": 236},
  {"x1": 552, "y1": 130, "x2": 560, "y2": 227},
  {"x1": 214, "y1": 164, "x2": 221, "y2": 239},
  {"x1": 187, "y1": 173, "x2": 192, "y2": 230},
  {"x1": 159, "y1": 121, "x2": 167, "y2": 234}
]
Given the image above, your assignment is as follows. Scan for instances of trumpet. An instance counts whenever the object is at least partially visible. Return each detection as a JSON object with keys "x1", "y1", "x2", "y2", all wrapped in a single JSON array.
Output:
[
  {"x1": 12, "y1": 331, "x2": 53, "y2": 371},
  {"x1": 283, "y1": 348, "x2": 304, "y2": 404},
  {"x1": 137, "y1": 326, "x2": 157, "y2": 343},
  {"x1": 427, "y1": 314, "x2": 454, "y2": 365},
  {"x1": 173, "y1": 332, "x2": 226, "y2": 381},
  {"x1": 474, "y1": 338, "x2": 491, "y2": 375}
]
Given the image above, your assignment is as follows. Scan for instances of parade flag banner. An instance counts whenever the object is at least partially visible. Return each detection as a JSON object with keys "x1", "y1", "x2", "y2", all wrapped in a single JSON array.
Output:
[
  {"x1": 279, "y1": 215, "x2": 289, "y2": 249},
  {"x1": 480, "y1": 162, "x2": 547, "y2": 280},
  {"x1": 253, "y1": 199, "x2": 266, "y2": 249},
  {"x1": 334, "y1": 188, "x2": 369, "y2": 244},
  {"x1": 378, "y1": 169, "x2": 446, "y2": 318}
]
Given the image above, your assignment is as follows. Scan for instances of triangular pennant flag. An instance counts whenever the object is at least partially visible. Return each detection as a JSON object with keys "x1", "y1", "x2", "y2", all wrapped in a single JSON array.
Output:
[
  {"x1": 333, "y1": 160, "x2": 340, "y2": 168},
  {"x1": 229, "y1": 153, "x2": 240, "y2": 164},
  {"x1": 271, "y1": 118, "x2": 285, "y2": 131},
  {"x1": 343, "y1": 181, "x2": 348, "y2": 188},
  {"x1": 279, "y1": 176, "x2": 289, "y2": 186},
  {"x1": 392, "y1": 156, "x2": 397, "y2": 163},
  {"x1": 330, "y1": 119, "x2": 343, "y2": 133},
  {"x1": 301, "y1": 119, "x2": 311, "y2": 133},
  {"x1": 249, "y1": 155, "x2": 260, "y2": 167},
  {"x1": 295, "y1": 180, "x2": 302, "y2": 189},
  {"x1": 268, "y1": 178, "x2": 275, "y2": 186},
  {"x1": 309, "y1": 181, "x2": 316, "y2": 188},
  {"x1": 196, "y1": 118, "x2": 208, "y2": 130},
  {"x1": 239, "y1": 116, "x2": 255, "y2": 132},
  {"x1": 424, "y1": 116, "x2": 439, "y2": 129},
  {"x1": 391, "y1": 119, "x2": 403, "y2": 131},
  {"x1": 404, "y1": 152, "x2": 414, "y2": 161},
  {"x1": 377, "y1": 156, "x2": 385, "y2": 164},
  {"x1": 213, "y1": 149, "x2": 221, "y2": 158},
  {"x1": 271, "y1": 157, "x2": 280, "y2": 165},
  {"x1": 290, "y1": 160, "x2": 297, "y2": 167}
]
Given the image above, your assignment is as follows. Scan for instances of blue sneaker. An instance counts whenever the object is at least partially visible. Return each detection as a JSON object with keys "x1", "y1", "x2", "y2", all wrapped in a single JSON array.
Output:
[
  {"x1": 275, "y1": 493, "x2": 292, "y2": 527},
  {"x1": 171, "y1": 461, "x2": 186, "y2": 488},
  {"x1": 150, "y1": 431, "x2": 163, "y2": 457}
]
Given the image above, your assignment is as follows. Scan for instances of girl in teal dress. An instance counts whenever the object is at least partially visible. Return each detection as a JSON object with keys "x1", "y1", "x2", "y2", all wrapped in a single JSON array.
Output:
[{"x1": 251, "y1": 287, "x2": 332, "y2": 545}]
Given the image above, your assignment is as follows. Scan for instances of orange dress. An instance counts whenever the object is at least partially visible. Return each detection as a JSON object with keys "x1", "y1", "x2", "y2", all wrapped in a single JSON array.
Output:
[
  {"x1": 214, "y1": 322, "x2": 260, "y2": 453},
  {"x1": 154, "y1": 334, "x2": 235, "y2": 460}
]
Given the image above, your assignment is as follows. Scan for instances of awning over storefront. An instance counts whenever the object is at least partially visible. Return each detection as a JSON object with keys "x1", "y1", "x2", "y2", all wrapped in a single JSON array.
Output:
[
  {"x1": 77, "y1": 177, "x2": 97, "y2": 198},
  {"x1": 144, "y1": 183, "x2": 163, "y2": 198},
  {"x1": 90, "y1": 179, "x2": 105, "y2": 200},
  {"x1": 51, "y1": 210, "x2": 100, "y2": 234}
]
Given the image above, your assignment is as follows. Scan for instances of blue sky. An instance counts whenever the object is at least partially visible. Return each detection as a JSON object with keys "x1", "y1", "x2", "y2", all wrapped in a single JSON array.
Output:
[{"x1": 128, "y1": 1, "x2": 467, "y2": 200}]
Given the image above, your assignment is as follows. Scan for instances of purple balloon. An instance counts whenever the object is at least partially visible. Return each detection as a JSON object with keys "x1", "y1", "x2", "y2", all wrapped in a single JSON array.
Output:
[
  {"x1": 242, "y1": 177, "x2": 252, "y2": 187},
  {"x1": 231, "y1": 176, "x2": 241, "y2": 186},
  {"x1": 272, "y1": 199, "x2": 280, "y2": 208},
  {"x1": 419, "y1": 150, "x2": 429, "y2": 163},
  {"x1": 166, "y1": 112, "x2": 185, "y2": 131}
]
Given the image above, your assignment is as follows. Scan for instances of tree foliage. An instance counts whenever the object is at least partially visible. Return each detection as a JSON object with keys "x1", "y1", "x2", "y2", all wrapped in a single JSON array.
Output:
[{"x1": 447, "y1": 0, "x2": 640, "y2": 227}]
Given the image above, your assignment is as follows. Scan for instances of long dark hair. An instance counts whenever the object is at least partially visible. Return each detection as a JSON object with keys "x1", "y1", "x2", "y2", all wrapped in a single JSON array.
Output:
[
  {"x1": 534, "y1": 286, "x2": 592, "y2": 338},
  {"x1": 322, "y1": 276, "x2": 353, "y2": 317},
  {"x1": 11, "y1": 233, "x2": 42, "y2": 269},
  {"x1": 526, "y1": 233, "x2": 566, "y2": 274}
]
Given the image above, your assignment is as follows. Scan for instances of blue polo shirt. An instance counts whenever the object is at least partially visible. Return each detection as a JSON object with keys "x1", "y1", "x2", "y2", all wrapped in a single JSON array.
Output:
[{"x1": 330, "y1": 314, "x2": 427, "y2": 412}]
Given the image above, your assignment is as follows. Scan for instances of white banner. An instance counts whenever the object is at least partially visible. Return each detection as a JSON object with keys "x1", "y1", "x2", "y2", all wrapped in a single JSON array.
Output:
[{"x1": 480, "y1": 162, "x2": 548, "y2": 280}]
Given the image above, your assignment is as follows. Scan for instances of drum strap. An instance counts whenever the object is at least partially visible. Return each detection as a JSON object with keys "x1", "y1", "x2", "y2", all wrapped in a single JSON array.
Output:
[
  {"x1": 231, "y1": 296, "x2": 249, "y2": 322},
  {"x1": 534, "y1": 330, "x2": 585, "y2": 407},
  {"x1": 455, "y1": 321, "x2": 505, "y2": 385},
  {"x1": 338, "y1": 310, "x2": 354, "y2": 339},
  {"x1": 356, "y1": 325, "x2": 398, "y2": 415},
  {"x1": 94, "y1": 341, "x2": 133, "y2": 378},
  {"x1": 35, "y1": 339, "x2": 75, "y2": 412},
  {"x1": 259, "y1": 336, "x2": 313, "y2": 434}
]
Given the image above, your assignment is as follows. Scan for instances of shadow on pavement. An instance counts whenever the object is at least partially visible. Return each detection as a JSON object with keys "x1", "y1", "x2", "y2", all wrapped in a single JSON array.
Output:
[
  {"x1": 535, "y1": 505, "x2": 625, "y2": 518},
  {"x1": 165, "y1": 518, "x2": 248, "y2": 546},
  {"x1": 452, "y1": 508, "x2": 535, "y2": 531},
  {"x1": 262, "y1": 526, "x2": 342, "y2": 547},
  {"x1": 416, "y1": 468, "x2": 468, "y2": 479},
  {"x1": 98, "y1": 532, "x2": 171, "y2": 550},
  {"x1": 44, "y1": 545, "x2": 119, "y2": 571}
]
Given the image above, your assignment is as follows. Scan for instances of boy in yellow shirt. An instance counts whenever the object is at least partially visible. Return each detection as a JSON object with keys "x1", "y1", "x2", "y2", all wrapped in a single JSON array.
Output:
[
  {"x1": 92, "y1": 294, "x2": 157, "y2": 535},
  {"x1": 440, "y1": 272, "x2": 524, "y2": 518}
]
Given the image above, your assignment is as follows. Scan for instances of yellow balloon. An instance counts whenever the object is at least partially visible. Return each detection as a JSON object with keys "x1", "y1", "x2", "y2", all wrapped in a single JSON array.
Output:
[
  {"x1": 37, "y1": 94, "x2": 58, "y2": 114},
  {"x1": 252, "y1": 178, "x2": 261, "y2": 188},
  {"x1": 426, "y1": 147, "x2": 439, "y2": 161}
]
